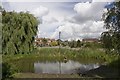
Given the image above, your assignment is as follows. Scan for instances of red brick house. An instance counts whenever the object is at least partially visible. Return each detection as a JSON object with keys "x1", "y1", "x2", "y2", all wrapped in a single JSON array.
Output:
[{"x1": 34, "y1": 38, "x2": 56, "y2": 47}]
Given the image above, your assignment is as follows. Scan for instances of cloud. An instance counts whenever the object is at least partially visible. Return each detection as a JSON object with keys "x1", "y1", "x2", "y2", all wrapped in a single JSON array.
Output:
[
  {"x1": 2, "y1": 0, "x2": 92, "y2": 2},
  {"x1": 74, "y1": 2, "x2": 91, "y2": 17},
  {"x1": 42, "y1": 15, "x2": 58, "y2": 24},
  {"x1": 72, "y1": 2, "x2": 107, "y2": 23},
  {"x1": 51, "y1": 21, "x2": 105, "y2": 40},
  {"x1": 49, "y1": 2, "x2": 108, "y2": 40},
  {"x1": 2, "y1": 0, "x2": 116, "y2": 2},
  {"x1": 92, "y1": 0, "x2": 115, "y2": 2},
  {"x1": 2, "y1": 1, "x2": 109, "y2": 40},
  {"x1": 31, "y1": 5, "x2": 49, "y2": 17},
  {"x1": 40, "y1": 2, "x2": 108, "y2": 40},
  {"x1": 37, "y1": 21, "x2": 63, "y2": 38}
]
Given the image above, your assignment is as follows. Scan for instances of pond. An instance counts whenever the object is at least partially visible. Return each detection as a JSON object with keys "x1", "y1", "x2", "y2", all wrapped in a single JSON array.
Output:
[
  {"x1": 34, "y1": 60, "x2": 100, "y2": 74},
  {"x1": 17, "y1": 60, "x2": 100, "y2": 74}
]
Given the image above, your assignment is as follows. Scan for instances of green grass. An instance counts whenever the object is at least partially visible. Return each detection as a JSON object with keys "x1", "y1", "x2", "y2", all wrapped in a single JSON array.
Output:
[
  {"x1": 13, "y1": 73, "x2": 107, "y2": 79},
  {"x1": 2, "y1": 47, "x2": 119, "y2": 78},
  {"x1": 37, "y1": 47, "x2": 119, "y2": 63},
  {"x1": 3, "y1": 47, "x2": 119, "y2": 64},
  {"x1": 13, "y1": 73, "x2": 81, "y2": 78}
]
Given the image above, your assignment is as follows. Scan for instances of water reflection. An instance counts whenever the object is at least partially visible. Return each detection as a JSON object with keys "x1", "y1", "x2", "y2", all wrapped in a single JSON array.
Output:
[{"x1": 34, "y1": 60, "x2": 100, "y2": 74}]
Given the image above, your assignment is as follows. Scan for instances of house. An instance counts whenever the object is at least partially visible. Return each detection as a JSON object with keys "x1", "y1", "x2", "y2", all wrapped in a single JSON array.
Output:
[
  {"x1": 34, "y1": 38, "x2": 57, "y2": 47},
  {"x1": 34, "y1": 38, "x2": 43, "y2": 46},
  {"x1": 47, "y1": 39, "x2": 56, "y2": 46}
]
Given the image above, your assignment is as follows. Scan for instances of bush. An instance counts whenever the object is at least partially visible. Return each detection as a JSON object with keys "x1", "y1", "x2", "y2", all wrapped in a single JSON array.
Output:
[{"x1": 2, "y1": 62, "x2": 14, "y2": 80}]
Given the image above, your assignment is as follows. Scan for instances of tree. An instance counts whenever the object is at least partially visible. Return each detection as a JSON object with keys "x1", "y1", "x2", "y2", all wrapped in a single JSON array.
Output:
[
  {"x1": 42, "y1": 38, "x2": 47, "y2": 45},
  {"x1": 2, "y1": 10, "x2": 39, "y2": 54},
  {"x1": 50, "y1": 41, "x2": 58, "y2": 46},
  {"x1": 101, "y1": 31, "x2": 113, "y2": 53},
  {"x1": 0, "y1": 6, "x2": 2, "y2": 54},
  {"x1": 0, "y1": 6, "x2": 4, "y2": 12},
  {"x1": 102, "y1": 1, "x2": 120, "y2": 53},
  {"x1": 57, "y1": 39, "x2": 62, "y2": 46},
  {"x1": 61, "y1": 40, "x2": 69, "y2": 47},
  {"x1": 69, "y1": 40, "x2": 77, "y2": 48},
  {"x1": 77, "y1": 40, "x2": 81, "y2": 47}
]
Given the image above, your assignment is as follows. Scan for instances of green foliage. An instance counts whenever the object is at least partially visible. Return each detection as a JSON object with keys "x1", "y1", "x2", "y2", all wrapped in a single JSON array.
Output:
[
  {"x1": 77, "y1": 40, "x2": 81, "y2": 47},
  {"x1": 42, "y1": 38, "x2": 47, "y2": 45},
  {"x1": 69, "y1": 40, "x2": 77, "y2": 48},
  {"x1": 2, "y1": 62, "x2": 14, "y2": 80},
  {"x1": 61, "y1": 40, "x2": 68, "y2": 47},
  {"x1": 2, "y1": 10, "x2": 39, "y2": 54},
  {"x1": 0, "y1": 14, "x2": 2, "y2": 54},
  {"x1": 112, "y1": 33, "x2": 120, "y2": 53},
  {"x1": 68, "y1": 40, "x2": 82, "y2": 48},
  {"x1": 3, "y1": 47, "x2": 119, "y2": 65},
  {"x1": 102, "y1": 2, "x2": 120, "y2": 54},
  {"x1": 50, "y1": 41, "x2": 58, "y2": 46},
  {"x1": 103, "y1": 2, "x2": 120, "y2": 32},
  {"x1": 101, "y1": 32, "x2": 113, "y2": 53},
  {"x1": 57, "y1": 39, "x2": 62, "y2": 45}
]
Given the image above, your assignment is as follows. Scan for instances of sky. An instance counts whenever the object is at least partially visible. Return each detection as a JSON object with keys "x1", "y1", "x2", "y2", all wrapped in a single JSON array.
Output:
[{"x1": 1, "y1": 0, "x2": 115, "y2": 41}]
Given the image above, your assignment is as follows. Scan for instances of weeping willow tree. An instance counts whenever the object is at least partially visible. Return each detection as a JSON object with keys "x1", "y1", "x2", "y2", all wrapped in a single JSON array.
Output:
[
  {"x1": 0, "y1": 6, "x2": 2, "y2": 54},
  {"x1": 2, "y1": 10, "x2": 39, "y2": 54}
]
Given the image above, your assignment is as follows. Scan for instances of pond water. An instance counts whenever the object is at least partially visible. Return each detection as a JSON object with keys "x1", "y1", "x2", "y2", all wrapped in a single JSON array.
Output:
[{"x1": 34, "y1": 60, "x2": 100, "y2": 74}]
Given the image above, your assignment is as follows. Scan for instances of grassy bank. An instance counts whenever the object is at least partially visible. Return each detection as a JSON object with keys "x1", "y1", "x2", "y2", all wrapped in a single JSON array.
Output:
[
  {"x1": 2, "y1": 47, "x2": 119, "y2": 78},
  {"x1": 3, "y1": 47, "x2": 119, "y2": 64},
  {"x1": 13, "y1": 73, "x2": 81, "y2": 78}
]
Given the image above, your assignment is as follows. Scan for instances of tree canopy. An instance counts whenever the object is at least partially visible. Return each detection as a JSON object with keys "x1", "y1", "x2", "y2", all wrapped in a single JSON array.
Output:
[
  {"x1": 102, "y1": 1, "x2": 120, "y2": 54},
  {"x1": 0, "y1": 6, "x2": 2, "y2": 53},
  {"x1": 2, "y1": 10, "x2": 39, "y2": 54}
]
